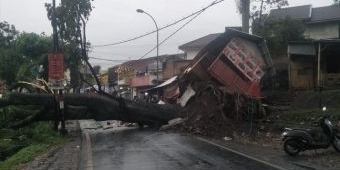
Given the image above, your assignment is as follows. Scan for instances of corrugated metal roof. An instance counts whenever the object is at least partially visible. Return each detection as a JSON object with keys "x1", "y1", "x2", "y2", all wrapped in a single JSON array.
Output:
[
  {"x1": 269, "y1": 5, "x2": 312, "y2": 21},
  {"x1": 178, "y1": 33, "x2": 222, "y2": 50},
  {"x1": 269, "y1": 5, "x2": 340, "y2": 23},
  {"x1": 310, "y1": 5, "x2": 340, "y2": 23}
]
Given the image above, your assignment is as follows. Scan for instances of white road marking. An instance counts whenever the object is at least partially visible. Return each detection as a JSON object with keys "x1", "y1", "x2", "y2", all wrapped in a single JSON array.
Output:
[{"x1": 85, "y1": 132, "x2": 94, "y2": 170}]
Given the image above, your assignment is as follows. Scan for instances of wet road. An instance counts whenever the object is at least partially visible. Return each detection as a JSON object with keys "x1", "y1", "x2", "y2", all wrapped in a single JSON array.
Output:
[{"x1": 79, "y1": 124, "x2": 281, "y2": 170}]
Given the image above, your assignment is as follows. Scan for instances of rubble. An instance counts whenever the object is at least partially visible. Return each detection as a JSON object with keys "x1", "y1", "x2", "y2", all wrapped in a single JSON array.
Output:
[
  {"x1": 160, "y1": 118, "x2": 185, "y2": 130},
  {"x1": 223, "y1": 136, "x2": 232, "y2": 141},
  {"x1": 173, "y1": 82, "x2": 264, "y2": 138}
]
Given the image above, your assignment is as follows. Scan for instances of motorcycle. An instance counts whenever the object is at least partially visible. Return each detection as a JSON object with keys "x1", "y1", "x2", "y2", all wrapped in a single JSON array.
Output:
[{"x1": 282, "y1": 107, "x2": 340, "y2": 156}]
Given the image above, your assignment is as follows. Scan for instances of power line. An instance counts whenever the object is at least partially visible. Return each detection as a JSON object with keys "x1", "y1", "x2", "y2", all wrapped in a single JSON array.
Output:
[
  {"x1": 133, "y1": 0, "x2": 222, "y2": 63},
  {"x1": 89, "y1": 56, "x2": 128, "y2": 62},
  {"x1": 92, "y1": 0, "x2": 225, "y2": 48},
  {"x1": 90, "y1": 0, "x2": 223, "y2": 67}
]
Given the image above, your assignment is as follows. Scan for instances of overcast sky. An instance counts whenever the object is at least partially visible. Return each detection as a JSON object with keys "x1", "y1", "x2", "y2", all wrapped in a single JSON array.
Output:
[{"x1": 0, "y1": 0, "x2": 333, "y2": 69}]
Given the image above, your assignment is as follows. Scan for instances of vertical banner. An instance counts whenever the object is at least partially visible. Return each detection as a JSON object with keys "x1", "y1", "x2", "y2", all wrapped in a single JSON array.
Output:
[{"x1": 48, "y1": 52, "x2": 64, "y2": 89}]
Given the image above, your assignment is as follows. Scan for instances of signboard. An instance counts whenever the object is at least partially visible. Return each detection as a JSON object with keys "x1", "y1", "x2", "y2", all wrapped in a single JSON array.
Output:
[{"x1": 48, "y1": 52, "x2": 64, "y2": 89}]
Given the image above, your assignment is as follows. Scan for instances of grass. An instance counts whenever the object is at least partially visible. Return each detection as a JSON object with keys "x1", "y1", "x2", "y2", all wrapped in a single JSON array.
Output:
[
  {"x1": 281, "y1": 108, "x2": 340, "y2": 123},
  {"x1": 0, "y1": 144, "x2": 49, "y2": 170},
  {"x1": 0, "y1": 122, "x2": 66, "y2": 170}
]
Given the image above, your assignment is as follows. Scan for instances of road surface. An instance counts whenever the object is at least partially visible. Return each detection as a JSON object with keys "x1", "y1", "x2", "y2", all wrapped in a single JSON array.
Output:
[{"x1": 78, "y1": 120, "x2": 283, "y2": 170}]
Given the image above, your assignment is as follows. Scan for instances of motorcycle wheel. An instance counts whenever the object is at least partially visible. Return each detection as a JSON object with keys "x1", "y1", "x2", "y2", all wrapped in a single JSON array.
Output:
[
  {"x1": 284, "y1": 138, "x2": 301, "y2": 156},
  {"x1": 332, "y1": 133, "x2": 340, "y2": 152}
]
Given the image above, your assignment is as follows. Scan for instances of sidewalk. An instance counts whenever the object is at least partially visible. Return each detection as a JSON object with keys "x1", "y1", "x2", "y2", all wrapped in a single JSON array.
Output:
[{"x1": 22, "y1": 120, "x2": 81, "y2": 170}]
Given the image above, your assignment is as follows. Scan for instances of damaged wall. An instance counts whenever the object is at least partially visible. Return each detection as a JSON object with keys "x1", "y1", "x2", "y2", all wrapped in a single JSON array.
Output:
[{"x1": 182, "y1": 29, "x2": 273, "y2": 99}]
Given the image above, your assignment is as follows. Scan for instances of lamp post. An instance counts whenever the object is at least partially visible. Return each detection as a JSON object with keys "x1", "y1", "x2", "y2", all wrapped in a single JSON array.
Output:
[{"x1": 136, "y1": 9, "x2": 159, "y2": 84}]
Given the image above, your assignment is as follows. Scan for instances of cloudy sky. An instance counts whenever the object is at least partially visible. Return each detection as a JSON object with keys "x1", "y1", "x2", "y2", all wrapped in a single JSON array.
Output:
[{"x1": 0, "y1": 0, "x2": 334, "y2": 69}]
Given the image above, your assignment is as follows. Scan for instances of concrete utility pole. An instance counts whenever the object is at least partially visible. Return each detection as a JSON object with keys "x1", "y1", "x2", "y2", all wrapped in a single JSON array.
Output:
[
  {"x1": 51, "y1": 0, "x2": 66, "y2": 135},
  {"x1": 241, "y1": 0, "x2": 250, "y2": 33},
  {"x1": 52, "y1": 0, "x2": 59, "y2": 51}
]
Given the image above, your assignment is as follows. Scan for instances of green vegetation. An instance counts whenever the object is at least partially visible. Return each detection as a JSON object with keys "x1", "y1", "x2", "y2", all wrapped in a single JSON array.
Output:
[
  {"x1": 1, "y1": 0, "x2": 97, "y2": 90},
  {"x1": 45, "y1": 0, "x2": 95, "y2": 89},
  {"x1": 252, "y1": 17, "x2": 305, "y2": 58},
  {"x1": 0, "y1": 122, "x2": 66, "y2": 170},
  {"x1": 281, "y1": 108, "x2": 340, "y2": 124},
  {"x1": 0, "y1": 24, "x2": 52, "y2": 86}
]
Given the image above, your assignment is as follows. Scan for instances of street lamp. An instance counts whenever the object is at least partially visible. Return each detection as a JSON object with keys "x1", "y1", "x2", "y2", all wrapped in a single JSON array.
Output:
[{"x1": 136, "y1": 9, "x2": 159, "y2": 84}]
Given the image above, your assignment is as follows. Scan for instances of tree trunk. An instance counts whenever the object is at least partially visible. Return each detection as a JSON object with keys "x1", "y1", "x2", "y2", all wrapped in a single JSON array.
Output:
[{"x1": 0, "y1": 93, "x2": 178, "y2": 126}]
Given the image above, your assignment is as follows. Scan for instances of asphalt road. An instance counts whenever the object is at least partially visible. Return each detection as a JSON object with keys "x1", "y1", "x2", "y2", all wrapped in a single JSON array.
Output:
[{"x1": 78, "y1": 120, "x2": 283, "y2": 170}]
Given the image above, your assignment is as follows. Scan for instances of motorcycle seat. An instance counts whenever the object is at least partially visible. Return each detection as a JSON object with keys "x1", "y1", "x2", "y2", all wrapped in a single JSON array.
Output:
[{"x1": 291, "y1": 128, "x2": 318, "y2": 134}]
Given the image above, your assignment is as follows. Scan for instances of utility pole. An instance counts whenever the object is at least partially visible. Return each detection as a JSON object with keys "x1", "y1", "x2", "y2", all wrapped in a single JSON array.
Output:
[
  {"x1": 52, "y1": 0, "x2": 59, "y2": 51},
  {"x1": 241, "y1": 0, "x2": 250, "y2": 33},
  {"x1": 51, "y1": 0, "x2": 66, "y2": 135}
]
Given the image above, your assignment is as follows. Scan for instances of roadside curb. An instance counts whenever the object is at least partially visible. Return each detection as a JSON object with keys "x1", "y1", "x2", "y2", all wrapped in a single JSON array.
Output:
[
  {"x1": 195, "y1": 137, "x2": 288, "y2": 170},
  {"x1": 85, "y1": 132, "x2": 94, "y2": 170}
]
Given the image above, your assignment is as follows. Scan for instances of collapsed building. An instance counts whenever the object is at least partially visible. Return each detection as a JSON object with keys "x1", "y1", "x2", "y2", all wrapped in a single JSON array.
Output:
[
  {"x1": 155, "y1": 28, "x2": 275, "y2": 104},
  {"x1": 158, "y1": 29, "x2": 276, "y2": 137},
  {"x1": 179, "y1": 28, "x2": 274, "y2": 100}
]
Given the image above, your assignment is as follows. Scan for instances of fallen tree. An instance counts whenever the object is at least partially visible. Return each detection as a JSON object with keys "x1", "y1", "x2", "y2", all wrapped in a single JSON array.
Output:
[{"x1": 0, "y1": 93, "x2": 179, "y2": 127}]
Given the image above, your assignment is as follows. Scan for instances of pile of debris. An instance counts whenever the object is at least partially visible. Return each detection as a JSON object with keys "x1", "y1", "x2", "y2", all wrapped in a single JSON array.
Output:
[{"x1": 172, "y1": 82, "x2": 264, "y2": 138}]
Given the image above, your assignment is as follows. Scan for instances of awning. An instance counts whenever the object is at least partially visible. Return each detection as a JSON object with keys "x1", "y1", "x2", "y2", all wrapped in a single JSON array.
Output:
[
  {"x1": 143, "y1": 76, "x2": 178, "y2": 92},
  {"x1": 288, "y1": 43, "x2": 316, "y2": 55},
  {"x1": 154, "y1": 76, "x2": 177, "y2": 89}
]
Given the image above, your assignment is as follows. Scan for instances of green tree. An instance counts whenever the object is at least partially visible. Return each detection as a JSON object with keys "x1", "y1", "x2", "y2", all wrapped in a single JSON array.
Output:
[
  {"x1": 235, "y1": 0, "x2": 289, "y2": 23},
  {"x1": 45, "y1": 0, "x2": 99, "y2": 91},
  {"x1": 0, "y1": 22, "x2": 52, "y2": 86},
  {"x1": 252, "y1": 17, "x2": 305, "y2": 57},
  {"x1": 14, "y1": 33, "x2": 52, "y2": 81},
  {"x1": 0, "y1": 48, "x2": 22, "y2": 86},
  {"x1": 0, "y1": 21, "x2": 20, "y2": 85},
  {"x1": 334, "y1": 0, "x2": 340, "y2": 5},
  {"x1": 0, "y1": 21, "x2": 18, "y2": 47},
  {"x1": 0, "y1": 32, "x2": 52, "y2": 85},
  {"x1": 250, "y1": 0, "x2": 288, "y2": 21}
]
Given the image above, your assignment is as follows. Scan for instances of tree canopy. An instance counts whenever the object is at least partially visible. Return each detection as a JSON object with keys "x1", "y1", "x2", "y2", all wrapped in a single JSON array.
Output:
[
  {"x1": 45, "y1": 0, "x2": 99, "y2": 91},
  {"x1": 14, "y1": 33, "x2": 52, "y2": 81},
  {"x1": 0, "y1": 23, "x2": 52, "y2": 86},
  {"x1": 0, "y1": 21, "x2": 18, "y2": 47},
  {"x1": 252, "y1": 17, "x2": 305, "y2": 57},
  {"x1": 334, "y1": 0, "x2": 340, "y2": 5},
  {"x1": 250, "y1": 0, "x2": 288, "y2": 21},
  {"x1": 249, "y1": 0, "x2": 305, "y2": 58}
]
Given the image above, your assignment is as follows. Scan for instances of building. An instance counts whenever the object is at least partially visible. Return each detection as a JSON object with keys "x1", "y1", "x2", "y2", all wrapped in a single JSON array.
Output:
[
  {"x1": 182, "y1": 28, "x2": 274, "y2": 99},
  {"x1": 269, "y1": 5, "x2": 340, "y2": 39},
  {"x1": 178, "y1": 27, "x2": 242, "y2": 60},
  {"x1": 288, "y1": 40, "x2": 340, "y2": 90},
  {"x1": 108, "y1": 54, "x2": 187, "y2": 100},
  {"x1": 179, "y1": 33, "x2": 221, "y2": 60},
  {"x1": 269, "y1": 5, "x2": 340, "y2": 89},
  {"x1": 99, "y1": 71, "x2": 111, "y2": 93}
]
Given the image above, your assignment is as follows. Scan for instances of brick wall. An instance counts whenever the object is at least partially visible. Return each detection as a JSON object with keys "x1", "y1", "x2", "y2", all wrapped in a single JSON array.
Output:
[{"x1": 163, "y1": 60, "x2": 190, "y2": 80}]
